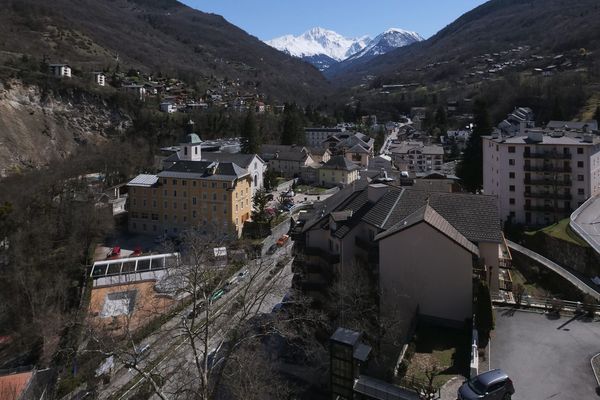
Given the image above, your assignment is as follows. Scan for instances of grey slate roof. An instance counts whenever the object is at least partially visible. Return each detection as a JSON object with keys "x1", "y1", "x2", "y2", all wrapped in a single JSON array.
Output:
[
  {"x1": 200, "y1": 152, "x2": 263, "y2": 169},
  {"x1": 128, "y1": 174, "x2": 159, "y2": 187},
  {"x1": 331, "y1": 327, "x2": 361, "y2": 346},
  {"x1": 375, "y1": 204, "x2": 480, "y2": 256},
  {"x1": 272, "y1": 151, "x2": 310, "y2": 162},
  {"x1": 158, "y1": 160, "x2": 248, "y2": 181},
  {"x1": 322, "y1": 155, "x2": 361, "y2": 171}
]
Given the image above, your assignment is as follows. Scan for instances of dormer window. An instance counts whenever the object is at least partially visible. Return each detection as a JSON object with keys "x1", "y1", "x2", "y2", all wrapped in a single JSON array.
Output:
[{"x1": 184, "y1": 147, "x2": 188, "y2": 156}]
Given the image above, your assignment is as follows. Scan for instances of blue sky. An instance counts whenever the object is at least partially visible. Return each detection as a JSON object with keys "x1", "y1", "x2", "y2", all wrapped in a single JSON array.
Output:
[{"x1": 182, "y1": 0, "x2": 488, "y2": 40}]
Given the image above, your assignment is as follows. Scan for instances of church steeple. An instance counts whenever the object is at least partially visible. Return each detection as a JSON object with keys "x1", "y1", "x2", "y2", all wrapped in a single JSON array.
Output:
[{"x1": 178, "y1": 120, "x2": 202, "y2": 161}]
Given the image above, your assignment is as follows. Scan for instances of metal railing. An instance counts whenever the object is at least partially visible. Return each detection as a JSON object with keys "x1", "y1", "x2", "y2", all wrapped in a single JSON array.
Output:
[
  {"x1": 524, "y1": 165, "x2": 572, "y2": 173},
  {"x1": 524, "y1": 178, "x2": 572, "y2": 186},
  {"x1": 523, "y1": 151, "x2": 572, "y2": 160},
  {"x1": 524, "y1": 191, "x2": 572, "y2": 200}
]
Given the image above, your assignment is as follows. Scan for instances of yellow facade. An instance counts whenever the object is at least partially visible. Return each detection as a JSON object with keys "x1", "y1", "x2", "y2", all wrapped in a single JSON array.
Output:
[{"x1": 128, "y1": 176, "x2": 252, "y2": 238}]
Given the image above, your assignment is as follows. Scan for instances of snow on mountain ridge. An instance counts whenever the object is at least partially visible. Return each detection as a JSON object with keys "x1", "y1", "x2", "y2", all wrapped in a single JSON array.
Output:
[
  {"x1": 266, "y1": 27, "x2": 370, "y2": 62},
  {"x1": 266, "y1": 27, "x2": 423, "y2": 71}
]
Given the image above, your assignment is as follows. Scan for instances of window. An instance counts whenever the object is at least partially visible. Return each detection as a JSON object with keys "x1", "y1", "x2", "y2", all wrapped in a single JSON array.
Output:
[
  {"x1": 163, "y1": 178, "x2": 168, "y2": 184},
  {"x1": 224, "y1": 207, "x2": 227, "y2": 214},
  {"x1": 192, "y1": 197, "x2": 197, "y2": 205},
  {"x1": 222, "y1": 183, "x2": 227, "y2": 189},
  {"x1": 164, "y1": 189, "x2": 168, "y2": 196},
  {"x1": 578, "y1": 188, "x2": 585, "y2": 195},
  {"x1": 192, "y1": 210, "x2": 197, "y2": 218},
  {"x1": 509, "y1": 159, "x2": 515, "y2": 166},
  {"x1": 183, "y1": 203, "x2": 187, "y2": 210},
  {"x1": 202, "y1": 182, "x2": 207, "y2": 188},
  {"x1": 152, "y1": 200, "x2": 157, "y2": 208},
  {"x1": 173, "y1": 202, "x2": 177, "y2": 209},
  {"x1": 183, "y1": 191, "x2": 187, "y2": 198},
  {"x1": 223, "y1": 194, "x2": 227, "y2": 201},
  {"x1": 182, "y1": 180, "x2": 187, "y2": 186},
  {"x1": 509, "y1": 198, "x2": 515, "y2": 205},
  {"x1": 184, "y1": 147, "x2": 188, "y2": 156},
  {"x1": 509, "y1": 185, "x2": 515, "y2": 192},
  {"x1": 211, "y1": 182, "x2": 216, "y2": 188},
  {"x1": 578, "y1": 175, "x2": 584, "y2": 181},
  {"x1": 173, "y1": 179, "x2": 178, "y2": 185},
  {"x1": 173, "y1": 190, "x2": 177, "y2": 197},
  {"x1": 163, "y1": 201, "x2": 168, "y2": 209},
  {"x1": 151, "y1": 214, "x2": 159, "y2": 221},
  {"x1": 193, "y1": 181, "x2": 197, "y2": 187},
  {"x1": 508, "y1": 146, "x2": 515, "y2": 153},
  {"x1": 509, "y1": 211, "x2": 516, "y2": 218},
  {"x1": 133, "y1": 198, "x2": 137, "y2": 206},
  {"x1": 577, "y1": 161, "x2": 584, "y2": 168},
  {"x1": 212, "y1": 205, "x2": 217, "y2": 212},
  {"x1": 509, "y1": 172, "x2": 515, "y2": 179},
  {"x1": 577, "y1": 147, "x2": 584, "y2": 154},
  {"x1": 213, "y1": 193, "x2": 217, "y2": 201}
]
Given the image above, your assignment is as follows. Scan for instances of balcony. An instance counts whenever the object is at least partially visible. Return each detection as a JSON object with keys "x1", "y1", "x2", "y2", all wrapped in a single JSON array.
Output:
[
  {"x1": 524, "y1": 165, "x2": 572, "y2": 173},
  {"x1": 304, "y1": 246, "x2": 340, "y2": 265},
  {"x1": 523, "y1": 151, "x2": 572, "y2": 160},
  {"x1": 523, "y1": 192, "x2": 572, "y2": 200},
  {"x1": 524, "y1": 178, "x2": 572, "y2": 186}
]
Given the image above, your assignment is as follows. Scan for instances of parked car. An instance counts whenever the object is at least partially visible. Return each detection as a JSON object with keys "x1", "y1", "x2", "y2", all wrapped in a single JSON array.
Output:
[
  {"x1": 238, "y1": 269, "x2": 249, "y2": 279},
  {"x1": 276, "y1": 234, "x2": 290, "y2": 247},
  {"x1": 458, "y1": 369, "x2": 515, "y2": 400},
  {"x1": 209, "y1": 289, "x2": 225, "y2": 303}
]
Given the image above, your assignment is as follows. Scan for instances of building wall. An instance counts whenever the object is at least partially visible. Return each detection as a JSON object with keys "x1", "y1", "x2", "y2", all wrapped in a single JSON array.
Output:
[
  {"x1": 128, "y1": 176, "x2": 252, "y2": 237},
  {"x1": 483, "y1": 137, "x2": 600, "y2": 226},
  {"x1": 318, "y1": 169, "x2": 359, "y2": 188},
  {"x1": 478, "y1": 242, "x2": 501, "y2": 294},
  {"x1": 345, "y1": 152, "x2": 369, "y2": 168},
  {"x1": 247, "y1": 157, "x2": 266, "y2": 195},
  {"x1": 379, "y1": 222, "x2": 474, "y2": 324}
]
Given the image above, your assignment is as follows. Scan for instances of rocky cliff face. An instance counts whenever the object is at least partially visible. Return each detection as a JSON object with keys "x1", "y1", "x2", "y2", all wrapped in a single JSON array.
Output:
[{"x1": 0, "y1": 80, "x2": 131, "y2": 176}]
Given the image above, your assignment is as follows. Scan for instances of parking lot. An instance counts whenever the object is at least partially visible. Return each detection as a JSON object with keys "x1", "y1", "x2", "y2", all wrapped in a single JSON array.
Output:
[{"x1": 492, "y1": 308, "x2": 600, "y2": 399}]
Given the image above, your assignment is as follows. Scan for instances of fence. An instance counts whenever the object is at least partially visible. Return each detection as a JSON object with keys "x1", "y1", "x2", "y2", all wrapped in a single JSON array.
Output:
[{"x1": 500, "y1": 294, "x2": 600, "y2": 314}]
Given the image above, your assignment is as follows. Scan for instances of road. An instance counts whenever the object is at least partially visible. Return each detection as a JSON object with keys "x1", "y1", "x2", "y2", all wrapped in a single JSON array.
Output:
[
  {"x1": 99, "y1": 243, "x2": 293, "y2": 399},
  {"x1": 570, "y1": 194, "x2": 600, "y2": 256},
  {"x1": 492, "y1": 308, "x2": 600, "y2": 400},
  {"x1": 380, "y1": 119, "x2": 411, "y2": 156},
  {"x1": 506, "y1": 240, "x2": 600, "y2": 301}
]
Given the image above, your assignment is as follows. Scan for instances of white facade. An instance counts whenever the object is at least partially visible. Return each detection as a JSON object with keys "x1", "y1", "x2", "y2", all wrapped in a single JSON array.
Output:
[
  {"x1": 49, "y1": 64, "x2": 72, "y2": 78},
  {"x1": 160, "y1": 102, "x2": 177, "y2": 113},
  {"x1": 483, "y1": 131, "x2": 600, "y2": 226},
  {"x1": 94, "y1": 72, "x2": 106, "y2": 86},
  {"x1": 305, "y1": 127, "x2": 345, "y2": 147},
  {"x1": 390, "y1": 142, "x2": 444, "y2": 173}
]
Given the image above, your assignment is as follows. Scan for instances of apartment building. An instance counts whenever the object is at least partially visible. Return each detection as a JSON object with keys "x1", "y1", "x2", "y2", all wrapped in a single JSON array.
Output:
[
  {"x1": 304, "y1": 127, "x2": 346, "y2": 147},
  {"x1": 128, "y1": 134, "x2": 252, "y2": 237},
  {"x1": 483, "y1": 128, "x2": 600, "y2": 226},
  {"x1": 296, "y1": 181, "x2": 504, "y2": 327},
  {"x1": 390, "y1": 141, "x2": 444, "y2": 173}
]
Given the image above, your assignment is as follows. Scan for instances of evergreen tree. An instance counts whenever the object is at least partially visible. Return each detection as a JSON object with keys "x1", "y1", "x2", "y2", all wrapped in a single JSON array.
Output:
[
  {"x1": 241, "y1": 111, "x2": 260, "y2": 154},
  {"x1": 435, "y1": 105, "x2": 448, "y2": 135},
  {"x1": 374, "y1": 126, "x2": 386, "y2": 154},
  {"x1": 457, "y1": 99, "x2": 492, "y2": 192},
  {"x1": 551, "y1": 97, "x2": 564, "y2": 120},
  {"x1": 281, "y1": 103, "x2": 304, "y2": 145},
  {"x1": 251, "y1": 189, "x2": 269, "y2": 223}
]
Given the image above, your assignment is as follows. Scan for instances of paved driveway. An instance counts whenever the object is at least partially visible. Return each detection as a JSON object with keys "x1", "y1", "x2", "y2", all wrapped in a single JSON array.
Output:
[{"x1": 492, "y1": 308, "x2": 600, "y2": 399}]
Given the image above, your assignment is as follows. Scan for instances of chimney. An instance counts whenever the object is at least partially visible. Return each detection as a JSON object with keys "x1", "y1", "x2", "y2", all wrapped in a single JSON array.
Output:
[{"x1": 368, "y1": 183, "x2": 389, "y2": 203}]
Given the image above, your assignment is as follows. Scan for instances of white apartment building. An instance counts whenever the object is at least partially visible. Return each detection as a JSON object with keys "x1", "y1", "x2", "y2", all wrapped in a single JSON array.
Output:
[
  {"x1": 93, "y1": 72, "x2": 106, "y2": 86},
  {"x1": 389, "y1": 141, "x2": 444, "y2": 173},
  {"x1": 49, "y1": 64, "x2": 72, "y2": 78},
  {"x1": 483, "y1": 129, "x2": 600, "y2": 226},
  {"x1": 304, "y1": 127, "x2": 345, "y2": 147}
]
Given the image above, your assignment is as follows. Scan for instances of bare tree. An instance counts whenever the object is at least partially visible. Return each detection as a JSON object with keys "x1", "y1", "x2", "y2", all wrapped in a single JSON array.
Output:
[{"x1": 83, "y1": 229, "x2": 296, "y2": 400}]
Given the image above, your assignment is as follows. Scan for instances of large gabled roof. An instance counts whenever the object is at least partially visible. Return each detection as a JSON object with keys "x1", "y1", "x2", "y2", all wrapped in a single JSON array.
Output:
[
  {"x1": 158, "y1": 160, "x2": 248, "y2": 181},
  {"x1": 200, "y1": 152, "x2": 264, "y2": 168},
  {"x1": 375, "y1": 204, "x2": 480, "y2": 256},
  {"x1": 322, "y1": 155, "x2": 361, "y2": 171}
]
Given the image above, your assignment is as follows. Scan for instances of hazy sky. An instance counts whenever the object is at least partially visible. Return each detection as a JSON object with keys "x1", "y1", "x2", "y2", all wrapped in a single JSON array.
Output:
[{"x1": 182, "y1": 0, "x2": 488, "y2": 40}]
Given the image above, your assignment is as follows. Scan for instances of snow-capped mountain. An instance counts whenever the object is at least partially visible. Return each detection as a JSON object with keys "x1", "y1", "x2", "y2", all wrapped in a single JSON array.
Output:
[
  {"x1": 346, "y1": 28, "x2": 424, "y2": 61},
  {"x1": 266, "y1": 27, "x2": 423, "y2": 72},
  {"x1": 266, "y1": 27, "x2": 370, "y2": 71}
]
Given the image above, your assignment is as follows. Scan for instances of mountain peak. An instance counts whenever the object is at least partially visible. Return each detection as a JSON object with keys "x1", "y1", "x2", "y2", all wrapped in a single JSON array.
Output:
[{"x1": 266, "y1": 27, "x2": 422, "y2": 71}]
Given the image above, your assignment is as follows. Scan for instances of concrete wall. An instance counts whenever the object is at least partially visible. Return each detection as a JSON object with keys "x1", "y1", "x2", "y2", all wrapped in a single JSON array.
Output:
[
  {"x1": 478, "y1": 242, "x2": 501, "y2": 294},
  {"x1": 379, "y1": 222, "x2": 474, "y2": 324}
]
